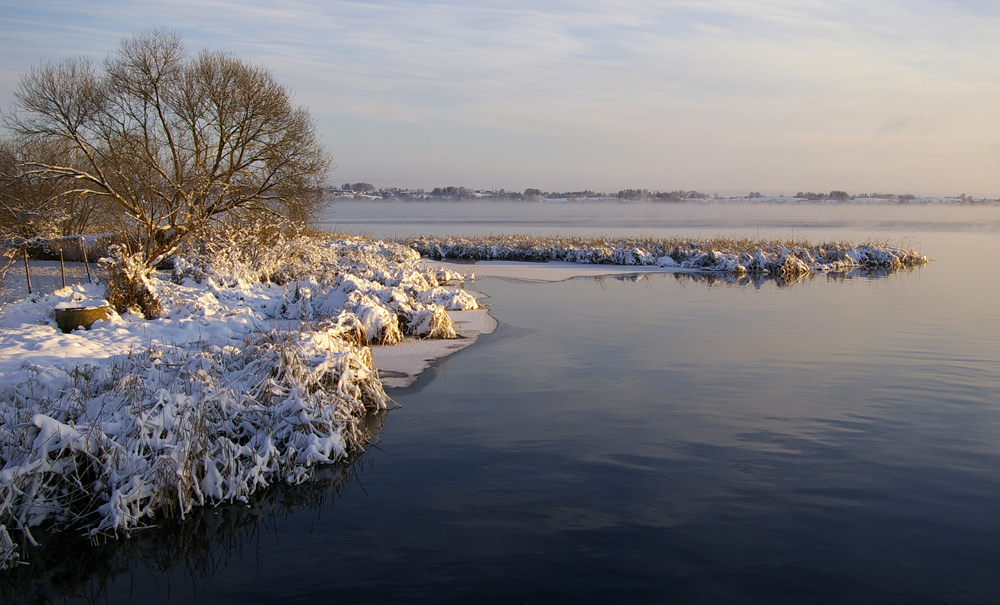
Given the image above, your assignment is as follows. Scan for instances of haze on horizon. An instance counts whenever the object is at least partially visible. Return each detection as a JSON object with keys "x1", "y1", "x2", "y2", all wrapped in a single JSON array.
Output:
[{"x1": 2, "y1": 0, "x2": 998, "y2": 197}]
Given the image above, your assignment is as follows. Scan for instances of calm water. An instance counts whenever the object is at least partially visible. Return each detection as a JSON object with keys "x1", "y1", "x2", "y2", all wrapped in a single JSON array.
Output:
[{"x1": 5, "y1": 202, "x2": 1000, "y2": 603}]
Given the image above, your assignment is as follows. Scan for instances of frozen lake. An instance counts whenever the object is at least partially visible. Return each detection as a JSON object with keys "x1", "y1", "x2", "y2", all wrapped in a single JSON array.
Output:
[{"x1": 5, "y1": 201, "x2": 1000, "y2": 603}]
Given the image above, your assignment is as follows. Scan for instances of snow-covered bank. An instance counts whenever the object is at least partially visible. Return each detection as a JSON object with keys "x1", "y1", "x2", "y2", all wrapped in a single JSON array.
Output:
[
  {"x1": 0, "y1": 235, "x2": 483, "y2": 569},
  {"x1": 0, "y1": 229, "x2": 928, "y2": 568},
  {"x1": 372, "y1": 306, "x2": 497, "y2": 389},
  {"x1": 408, "y1": 235, "x2": 929, "y2": 280}
]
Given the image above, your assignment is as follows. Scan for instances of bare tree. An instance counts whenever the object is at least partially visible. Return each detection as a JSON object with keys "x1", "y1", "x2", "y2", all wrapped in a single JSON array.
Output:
[
  {"x1": 0, "y1": 137, "x2": 109, "y2": 239},
  {"x1": 5, "y1": 29, "x2": 331, "y2": 278}
]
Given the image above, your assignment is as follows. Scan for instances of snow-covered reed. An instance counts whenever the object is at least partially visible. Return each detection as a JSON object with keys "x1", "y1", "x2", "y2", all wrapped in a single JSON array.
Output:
[
  {"x1": 407, "y1": 235, "x2": 929, "y2": 279},
  {"x1": 0, "y1": 331, "x2": 386, "y2": 564},
  {"x1": 0, "y1": 442, "x2": 378, "y2": 599},
  {"x1": 174, "y1": 224, "x2": 477, "y2": 343},
  {"x1": 0, "y1": 228, "x2": 478, "y2": 569}
]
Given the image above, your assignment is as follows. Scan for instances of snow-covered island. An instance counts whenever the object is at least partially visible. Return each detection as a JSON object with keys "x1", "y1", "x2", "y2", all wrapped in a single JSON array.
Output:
[
  {"x1": 0, "y1": 232, "x2": 928, "y2": 569},
  {"x1": 408, "y1": 234, "x2": 929, "y2": 282}
]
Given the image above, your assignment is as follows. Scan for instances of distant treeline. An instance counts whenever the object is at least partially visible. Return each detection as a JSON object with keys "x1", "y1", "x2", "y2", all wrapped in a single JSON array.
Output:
[
  {"x1": 330, "y1": 185, "x2": 713, "y2": 201},
  {"x1": 794, "y1": 191, "x2": 989, "y2": 203},
  {"x1": 794, "y1": 190, "x2": 851, "y2": 201},
  {"x1": 329, "y1": 185, "x2": 996, "y2": 204}
]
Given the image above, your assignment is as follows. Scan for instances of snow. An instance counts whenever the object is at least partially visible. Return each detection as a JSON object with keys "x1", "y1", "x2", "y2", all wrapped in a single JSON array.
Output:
[{"x1": 53, "y1": 299, "x2": 108, "y2": 310}]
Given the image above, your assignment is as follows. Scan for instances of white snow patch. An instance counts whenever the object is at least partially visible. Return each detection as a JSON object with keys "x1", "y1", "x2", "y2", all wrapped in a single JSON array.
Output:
[{"x1": 54, "y1": 299, "x2": 108, "y2": 310}]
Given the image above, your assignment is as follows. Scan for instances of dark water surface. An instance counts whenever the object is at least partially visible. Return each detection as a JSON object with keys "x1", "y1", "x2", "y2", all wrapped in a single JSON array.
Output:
[{"x1": 5, "y1": 203, "x2": 1000, "y2": 603}]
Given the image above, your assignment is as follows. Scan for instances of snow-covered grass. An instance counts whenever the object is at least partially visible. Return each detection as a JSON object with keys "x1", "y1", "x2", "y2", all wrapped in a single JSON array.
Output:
[
  {"x1": 407, "y1": 234, "x2": 929, "y2": 279},
  {"x1": 0, "y1": 231, "x2": 478, "y2": 569}
]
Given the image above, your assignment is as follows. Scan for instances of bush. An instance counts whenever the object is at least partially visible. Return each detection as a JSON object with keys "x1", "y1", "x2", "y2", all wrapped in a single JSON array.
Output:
[{"x1": 102, "y1": 245, "x2": 161, "y2": 319}]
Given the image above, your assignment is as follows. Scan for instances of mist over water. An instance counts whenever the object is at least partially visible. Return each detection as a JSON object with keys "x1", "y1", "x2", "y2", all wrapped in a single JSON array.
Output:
[
  {"x1": 320, "y1": 199, "x2": 1000, "y2": 241},
  {"x1": 6, "y1": 202, "x2": 1000, "y2": 603}
]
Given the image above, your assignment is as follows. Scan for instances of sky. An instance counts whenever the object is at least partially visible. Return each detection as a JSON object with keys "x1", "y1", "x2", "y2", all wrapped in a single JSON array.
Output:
[{"x1": 1, "y1": 0, "x2": 998, "y2": 196}]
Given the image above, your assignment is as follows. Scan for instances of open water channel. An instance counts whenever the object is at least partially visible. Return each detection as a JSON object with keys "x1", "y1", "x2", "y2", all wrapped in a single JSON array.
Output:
[{"x1": 4, "y1": 201, "x2": 1000, "y2": 603}]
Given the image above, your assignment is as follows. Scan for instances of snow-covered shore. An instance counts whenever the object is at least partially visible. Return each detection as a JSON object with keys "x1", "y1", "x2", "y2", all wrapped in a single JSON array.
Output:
[{"x1": 0, "y1": 236, "x2": 484, "y2": 569}]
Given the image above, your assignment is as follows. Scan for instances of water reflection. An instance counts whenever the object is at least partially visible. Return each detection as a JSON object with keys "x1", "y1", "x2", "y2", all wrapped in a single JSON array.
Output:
[
  {"x1": 0, "y1": 411, "x2": 387, "y2": 605},
  {"x1": 599, "y1": 265, "x2": 922, "y2": 289}
]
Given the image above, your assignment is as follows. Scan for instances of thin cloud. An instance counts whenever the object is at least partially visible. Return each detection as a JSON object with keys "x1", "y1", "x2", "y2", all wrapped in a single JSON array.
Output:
[{"x1": 0, "y1": 0, "x2": 997, "y2": 194}]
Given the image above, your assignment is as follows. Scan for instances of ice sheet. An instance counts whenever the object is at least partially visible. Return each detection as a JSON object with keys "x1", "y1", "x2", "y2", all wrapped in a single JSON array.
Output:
[{"x1": 426, "y1": 260, "x2": 679, "y2": 283}]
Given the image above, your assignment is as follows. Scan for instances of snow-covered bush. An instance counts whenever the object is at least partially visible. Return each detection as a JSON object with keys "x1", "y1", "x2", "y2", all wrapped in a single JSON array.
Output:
[{"x1": 102, "y1": 244, "x2": 161, "y2": 319}]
